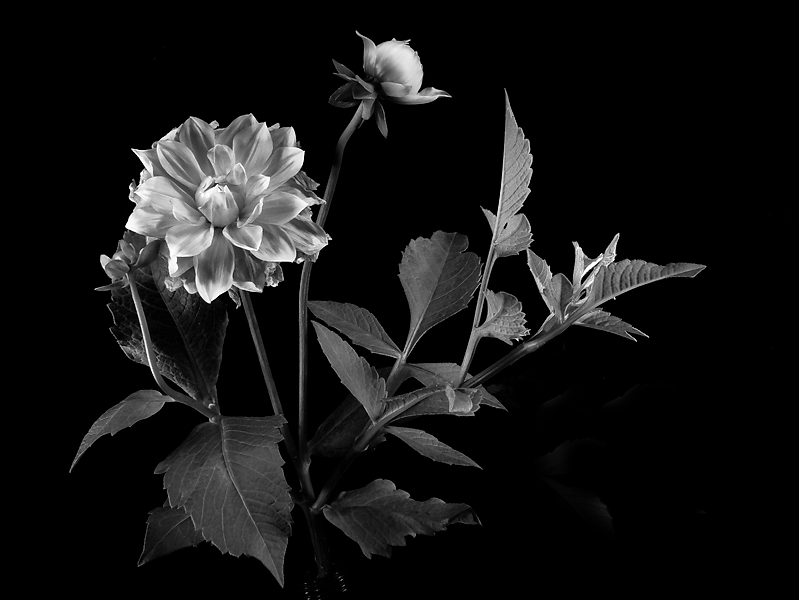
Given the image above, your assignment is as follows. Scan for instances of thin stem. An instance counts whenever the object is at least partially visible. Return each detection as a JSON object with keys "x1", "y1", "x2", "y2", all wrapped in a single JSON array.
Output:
[
  {"x1": 298, "y1": 104, "x2": 364, "y2": 463},
  {"x1": 127, "y1": 271, "x2": 218, "y2": 421},
  {"x1": 241, "y1": 290, "x2": 284, "y2": 417}
]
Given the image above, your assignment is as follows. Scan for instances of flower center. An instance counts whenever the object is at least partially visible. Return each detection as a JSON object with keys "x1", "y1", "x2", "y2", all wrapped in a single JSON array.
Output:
[{"x1": 196, "y1": 177, "x2": 239, "y2": 227}]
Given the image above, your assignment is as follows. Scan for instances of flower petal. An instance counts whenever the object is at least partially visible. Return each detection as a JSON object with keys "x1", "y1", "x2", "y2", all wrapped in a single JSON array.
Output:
[
  {"x1": 166, "y1": 222, "x2": 214, "y2": 257},
  {"x1": 223, "y1": 223, "x2": 263, "y2": 251},
  {"x1": 208, "y1": 144, "x2": 235, "y2": 177},
  {"x1": 216, "y1": 114, "x2": 257, "y2": 148},
  {"x1": 244, "y1": 174, "x2": 271, "y2": 201},
  {"x1": 233, "y1": 122, "x2": 274, "y2": 177},
  {"x1": 390, "y1": 86, "x2": 451, "y2": 105},
  {"x1": 194, "y1": 234, "x2": 235, "y2": 303},
  {"x1": 156, "y1": 141, "x2": 205, "y2": 190},
  {"x1": 126, "y1": 205, "x2": 180, "y2": 238},
  {"x1": 357, "y1": 31, "x2": 377, "y2": 77},
  {"x1": 132, "y1": 148, "x2": 169, "y2": 179},
  {"x1": 239, "y1": 196, "x2": 263, "y2": 227},
  {"x1": 282, "y1": 216, "x2": 331, "y2": 255},
  {"x1": 380, "y1": 81, "x2": 412, "y2": 98},
  {"x1": 168, "y1": 253, "x2": 194, "y2": 278},
  {"x1": 262, "y1": 147, "x2": 304, "y2": 192},
  {"x1": 196, "y1": 182, "x2": 239, "y2": 227},
  {"x1": 179, "y1": 117, "x2": 215, "y2": 175},
  {"x1": 252, "y1": 191, "x2": 307, "y2": 226},
  {"x1": 269, "y1": 126, "x2": 297, "y2": 150},
  {"x1": 252, "y1": 224, "x2": 296, "y2": 262},
  {"x1": 133, "y1": 176, "x2": 196, "y2": 213}
]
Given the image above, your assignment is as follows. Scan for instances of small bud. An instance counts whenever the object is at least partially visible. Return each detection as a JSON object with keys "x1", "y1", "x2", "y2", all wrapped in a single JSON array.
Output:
[{"x1": 135, "y1": 238, "x2": 162, "y2": 268}]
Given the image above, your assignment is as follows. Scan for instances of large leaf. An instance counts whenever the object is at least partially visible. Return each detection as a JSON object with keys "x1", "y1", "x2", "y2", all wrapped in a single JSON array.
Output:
[
  {"x1": 574, "y1": 309, "x2": 648, "y2": 341},
  {"x1": 70, "y1": 390, "x2": 173, "y2": 472},
  {"x1": 138, "y1": 503, "x2": 204, "y2": 566},
  {"x1": 311, "y1": 321, "x2": 387, "y2": 422},
  {"x1": 155, "y1": 416, "x2": 292, "y2": 586},
  {"x1": 322, "y1": 479, "x2": 480, "y2": 558},
  {"x1": 481, "y1": 90, "x2": 533, "y2": 256},
  {"x1": 577, "y1": 259, "x2": 707, "y2": 318},
  {"x1": 107, "y1": 251, "x2": 227, "y2": 403},
  {"x1": 398, "y1": 231, "x2": 481, "y2": 356},
  {"x1": 385, "y1": 426, "x2": 481, "y2": 468},
  {"x1": 307, "y1": 300, "x2": 401, "y2": 358},
  {"x1": 475, "y1": 290, "x2": 530, "y2": 344}
]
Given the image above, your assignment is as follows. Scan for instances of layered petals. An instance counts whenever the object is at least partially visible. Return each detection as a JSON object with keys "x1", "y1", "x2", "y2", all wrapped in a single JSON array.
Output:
[
  {"x1": 124, "y1": 114, "x2": 329, "y2": 303},
  {"x1": 194, "y1": 234, "x2": 235, "y2": 303}
]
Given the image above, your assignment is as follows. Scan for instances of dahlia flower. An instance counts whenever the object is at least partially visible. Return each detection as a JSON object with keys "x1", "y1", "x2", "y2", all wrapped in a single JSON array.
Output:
[
  {"x1": 329, "y1": 31, "x2": 450, "y2": 137},
  {"x1": 126, "y1": 115, "x2": 330, "y2": 303}
]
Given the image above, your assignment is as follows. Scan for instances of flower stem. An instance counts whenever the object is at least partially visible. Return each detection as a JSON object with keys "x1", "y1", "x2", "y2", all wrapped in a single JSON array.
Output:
[
  {"x1": 241, "y1": 290, "x2": 284, "y2": 417},
  {"x1": 297, "y1": 104, "x2": 364, "y2": 462},
  {"x1": 127, "y1": 271, "x2": 218, "y2": 421},
  {"x1": 458, "y1": 247, "x2": 499, "y2": 386}
]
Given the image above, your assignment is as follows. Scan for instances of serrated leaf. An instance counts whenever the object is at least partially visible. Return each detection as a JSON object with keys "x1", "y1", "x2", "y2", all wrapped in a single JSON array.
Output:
[
  {"x1": 155, "y1": 416, "x2": 293, "y2": 586},
  {"x1": 138, "y1": 504, "x2": 204, "y2": 566},
  {"x1": 323, "y1": 479, "x2": 480, "y2": 558},
  {"x1": 107, "y1": 253, "x2": 227, "y2": 403},
  {"x1": 495, "y1": 213, "x2": 533, "y2": 257},
  {"x1": 476, "y1": 290, "x2": 530, "y2": 344},
  {"x1": 574, "y1": 309, "x2": 648, "y2": 341},
  {"x1": 569, "y1": 233, "x2": 620, "y2": 307},
  {"x1": 385, "y1": 426, "x2": 481, "y2": 468},
  {"x1": 70, "y1": 390, "x2": 173, "y2": 472},
  {"x1": 577, "y1": 259, "x2": 707, "y2": 319},
  {"x1": 312, "y1": 321, "x2": 387, "y2": 421},
  {"x1": 490, "y1": 91, "x2": 533, "y2": 250},
  {"x1": 527, "y1": 249, "x2": 572, "y2": 324},
  {"x1": 308, "y1": 300, "x2": 401, "y2": 358},
  {"x1": 399, "y1": 231, "x2": 482, "y2": 356}
]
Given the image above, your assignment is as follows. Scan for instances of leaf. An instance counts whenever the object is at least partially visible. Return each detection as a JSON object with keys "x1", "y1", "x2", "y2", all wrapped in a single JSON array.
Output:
[
  {"x1": 308, "y1": 300, "x2": 401, "y2": 358},
  {"x1": 398, "y1": 231, "x2": 482, "y2": 356},
  {"x1": 312, "y1": 321, "x2": 387, "y2": 421},
  {"x1": 574, "y1": 309, "x2": 648, "y2": 341},
  {"x1": 385, "y1": 426, "x2": 481, "y2": 468},
  {"x1": 487, "y1": 90, "x2": 533, "y2": 253},
  {"x1": 476, "y1": 290, "x2": 530, "y2": 344},
  {"x1": 577, "y1": 259, "x2": 707, "y2": 318},
  {"x1": 569, "y1": 233, "x2": 620, "y2": 309},
  {"x1": 138, "y1": 504, "x2": 204, "y2": 566},
  {"x1": 526, "y1": 249, "x2": 572, "y2": 325},
  {"x1": 107, "y1": 252, "x2": 227, "y2": 403},
  {"x1": 155, "y1": 416, "x2": 293, "y2": 586},
  {"x1": 323, "y1": 479, "x2": 480, "y2": 558},
  {"x1": 70, "y1": 390, "x2": 173, "y2": 472}
]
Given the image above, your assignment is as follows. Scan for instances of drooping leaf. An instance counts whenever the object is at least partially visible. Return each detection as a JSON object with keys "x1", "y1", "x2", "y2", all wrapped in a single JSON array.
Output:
[
  {"x1": 70, "y1": 390, "x2": 173, "y2": 472},
  {"x1": 323, "y1": 479, "x2": 480, "y2": 558},
  {"x1": 385, "y1": 426, "x2": 481, "y2": 468},
  {"x1": 576, "y1": 259, "x2": 707, "y2": 319},
  {"x1": 155, "y1": 416, "x2": 293, "y2": 587},
  {"x1": 398, "y1": 231, "x2": 481, "y2": 356},
  {"x1": 574, "y1": 309, "x2": 648, "y2": 341},
  {"x1": 138, "y1": 503, "x2": 204, "y2": 566},
  {"x1": 476, "y1": 290, "x2": 530, "y2": 344},
  {"x1": 312, "y1": 321, "x2": 387, "y2": 422},
  {"x1": 107, "y1": 252, "x2": 227, "y2": 403},
  {"x1": 308, "y1": 300, "x2": 401, "y2": 358}
]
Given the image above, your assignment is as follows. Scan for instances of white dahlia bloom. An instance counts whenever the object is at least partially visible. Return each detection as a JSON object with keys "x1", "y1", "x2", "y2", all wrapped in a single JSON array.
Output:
[{"x1": 126, "y1": 115, "x2": 330, "y2": 303}]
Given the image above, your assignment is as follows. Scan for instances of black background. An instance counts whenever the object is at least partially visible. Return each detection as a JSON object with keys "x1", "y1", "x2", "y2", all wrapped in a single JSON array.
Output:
[{"x1": 59, "y1": 10, "x2": 774, "y2": 598}]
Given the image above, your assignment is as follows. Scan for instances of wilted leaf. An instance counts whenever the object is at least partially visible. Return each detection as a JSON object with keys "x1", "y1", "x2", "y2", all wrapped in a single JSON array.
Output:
[
  {"x1": 155, "y1": 416, "x2": 292, "y2": 586},
  {"x1": 574, "y1": 309, "x2": 648, "y2": 341},
  {"x1": 399, "y1": 231, "x2": 481, "y2": 356},
  {"x1": 138, "y1": 504, "x2": 204, "y2": 566},
  {"x1": 308, "y1": 301, "x2": 401, "y2": 358},
  {"x1": 323, "y1": 479, "x2": 480, "y2": 558},
  {"x1": 312, "y1": 322, "x2": 387, "y2": 421},
  {"x1": 476, "y1": 290, "x2": 530, "y2": 344},
  {"x1": 107, "y1": 253, "x2": 227, "y2": 403},
  {"x1": 70, "y1": 390, "x2": 173, "y2": 472},
  {"x1": 385, "y1": 426, "x2": 481, "y2": 468}
]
